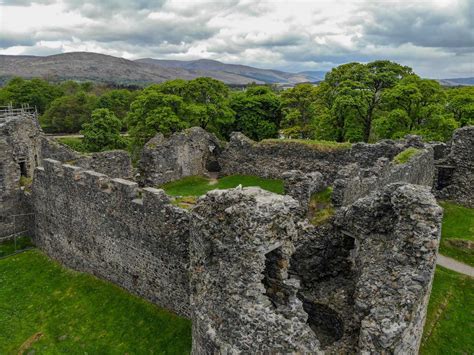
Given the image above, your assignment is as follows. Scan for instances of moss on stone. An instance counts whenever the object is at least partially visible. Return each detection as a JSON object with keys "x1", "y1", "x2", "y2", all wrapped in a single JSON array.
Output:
[
  {"x1": 393, "y1": 147, "x2": 423, "y2": 164},
  {"x1": 260, "y1": 139, "x2": 352, "y2": 152},
  {"x1": 308, "y1": 187, "x2": 335, "y2": 225}
]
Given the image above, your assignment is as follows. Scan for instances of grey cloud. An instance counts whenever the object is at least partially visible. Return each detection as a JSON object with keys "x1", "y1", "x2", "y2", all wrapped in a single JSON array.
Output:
[
  {"x1": 357, "y1": 0, "x2": 474, "y2": 50},
  {"x1": 0, "y1": 0, "x2": 54, "y2": 6}
]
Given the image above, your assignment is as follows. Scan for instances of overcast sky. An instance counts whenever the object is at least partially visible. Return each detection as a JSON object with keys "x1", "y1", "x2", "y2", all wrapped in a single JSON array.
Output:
[{"x1": 0, "y1": 0, "x2": 472, "y2": 78}]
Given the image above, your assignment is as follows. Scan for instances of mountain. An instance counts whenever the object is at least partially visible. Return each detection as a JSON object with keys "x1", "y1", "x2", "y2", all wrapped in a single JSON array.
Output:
[
  {"x1": 436, "y1": 77, "x2": 474, "y2": 86},
  {"x1": 136, "y1": 58, "x2": 322, "y2": 84},
  {"x1": 0, "y1": 52, "x2": 323, "y2": 86}
]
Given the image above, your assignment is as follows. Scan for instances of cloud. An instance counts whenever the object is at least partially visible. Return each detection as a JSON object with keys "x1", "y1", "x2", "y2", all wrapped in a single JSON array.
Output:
[{"x1": 0, "y1": 0, "x2": 472, "y2": 78}]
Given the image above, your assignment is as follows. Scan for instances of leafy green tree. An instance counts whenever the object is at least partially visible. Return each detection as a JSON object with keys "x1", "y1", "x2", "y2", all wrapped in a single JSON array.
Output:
[
  {"x1": 127, "y1": 89, "x2": 189, "y2": 151},
  {"x1": 40, "y1": 92, "x2": 98, "y2": 133},
  {"x1": 280, "y1": 83, "x2": 319, "y2": 138},
  {"x1": 229, "y1": 86, "x2": 281, "y2": 140},
  {"x1": 97, "y1": 89, "x2": 136, "y2": 123},
  {"x1": 318, "y1": 61, "x2": 413, "y2": 142},
  {"x1": 445, "y1": 87, "x2": 474, "y2": 126},
  {"x1": 0, "y1": 77, "x2": 63, "y2": 113},
  {"x1": 183, "y1": 77, "x2": 235, "y2": 135},
  {"x1": 81, "y1": 109, "x2": 125, "y2": 152},
  {"x1": 374, "y1": 75, "x2": 459, "y2": 141}
]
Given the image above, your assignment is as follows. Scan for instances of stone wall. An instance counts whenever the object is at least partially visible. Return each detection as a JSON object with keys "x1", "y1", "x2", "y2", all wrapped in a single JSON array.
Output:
[
  {"x1": 219, "y1": 133, "x2": 424, "y2": 184},
  {"x1": 33, "y1": 159, "x2": 191, "y2": 317},
  {"x1": 41, "y1": 137, "x2": 133, "y2": 179},
  {"x1": 332, "y1": 147, "x2": 435, "y2": 206},
  {"x1": 290, "y1": 183, "x2": 442, "y2": 353},
  {"x1": 139, "y1": 127, "x2": 223, "y2": 186},
  {"x1": 434, "y1": 126, "x2": 474, "y2": 207},
  {"x1": 0, "y1": 113, "x2": 42, "y2": 237},
  {"x1": 190, "y1": 187, "x2": 320, "y2": 353}
]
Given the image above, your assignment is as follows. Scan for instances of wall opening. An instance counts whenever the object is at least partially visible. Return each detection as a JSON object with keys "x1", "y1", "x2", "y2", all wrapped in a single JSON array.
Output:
[
  {"x1": 19, "y1": 161, "x2": 28, "y2": 178},
  {"x1": 436, "y1": 166, "x2": 455, "y2": 190},
  {"x1": 262, "y1": 247, "x2": 289, "y2": 308},
  {"x1": 302, "y1": 299, "x2": 344, "y2": 347}
]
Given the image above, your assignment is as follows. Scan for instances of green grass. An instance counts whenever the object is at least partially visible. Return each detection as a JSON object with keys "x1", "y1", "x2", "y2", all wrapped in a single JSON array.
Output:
[
  {"x1": 261, "y1": 138, "x2": 351, "y2": 151},
  {"x1": 0, "y1": 236, "x2": 35, "y2": 258},
  {"x1": 308, "y1": 187, "x2": 335, "y2": 225},
  {"x1": 439, "y1": 201, "x2": 474, "y2": 266},
  {"x1": 0, "y1": 250, "x2": 191, "y2": 354},
  {"x1": 420, "y1": 266, "x2": 474, "y2": 354},
  {"x1": 56, "y1": 137, "x2": 89, "y2": 153},
  {"x1": 161, "y1": 175, "x2": 284, "y2": 197},
  {"x1": 393, "y1": 147, "x2": 423, "y2": 164}
]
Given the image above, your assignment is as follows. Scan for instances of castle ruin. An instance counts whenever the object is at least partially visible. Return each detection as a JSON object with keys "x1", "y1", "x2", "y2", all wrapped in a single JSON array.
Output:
[{"x1": 1, "y1": 108, "x2": 473, "y2": 353}]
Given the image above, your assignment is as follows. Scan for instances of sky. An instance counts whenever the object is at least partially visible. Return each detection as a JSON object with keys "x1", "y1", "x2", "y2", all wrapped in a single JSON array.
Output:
[{"x1": 0, "y1": 0, "x2": 472, "y2": 78}]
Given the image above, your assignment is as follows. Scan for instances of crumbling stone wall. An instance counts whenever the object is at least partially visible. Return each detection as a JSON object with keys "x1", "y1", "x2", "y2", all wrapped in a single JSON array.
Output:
[
  {"x1": 219, "y1": 132, "x2": 424, "y2": 183},
  {"x1": 33, "y1": 159, "x2": 191, "y2": 317},
  {"x1": 41, "y1": 137, "x2": 133, "y2": 179},
  {"x1": 332, "y1": 147, "x2": 435, "y2": 206},
  {"x1": 291, "y1": 183, "x2": 442, "y2": 353},
  {"x1": 190, "y1": 187, "x2": 320, "y2": 353},
  {"x1": 0, "y1": 113, "x2": 42, "y2": 237},
  {"x1": 434, "y1": 126, "x2": 474, "y2": 207},
  {"x1": 139, "y1": 127, "x2": 223, "y2": 186},
  {"x1": 282, "y1": 170, "x2": 325, "y2": 212}
]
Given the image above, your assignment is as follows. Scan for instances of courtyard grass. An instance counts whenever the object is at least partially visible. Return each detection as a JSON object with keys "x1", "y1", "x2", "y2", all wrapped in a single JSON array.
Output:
[
  {"x1": 0, "y1": 250, "x2": 192, "y2": 354},
  {"x1": 439, "y1": 201, "x2": 474, "y2": 266},
  {"x1": 161, "y1": 175, "x2": 284, "y2": 197},
  {"x1": 0, "y1": 236, "x2": 35, "y2": 258},
  {"x1": 420, "y1": 266, "x2": 474, "y2": 354},
  {"x1": 308, "y1": 187, "x2": 335, "y2": 225},
  {"x1": 56, "y1": 137, "x2": 88, "y2": 153}
]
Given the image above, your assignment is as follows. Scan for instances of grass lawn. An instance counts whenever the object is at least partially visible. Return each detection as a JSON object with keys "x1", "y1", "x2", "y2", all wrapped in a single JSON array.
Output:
[
  {"x1": 308, "y1": 187, "x2": 334, "y2": 225},
  {"x1": 0, "y1": 250, "x2": 192, "y2": 354},
  {"x1": 56, "y1": 137, "x2": 89, "y2": 153},
  {"x1": 161, "y1": 175, "x2": 284, "y2": 197},
  {"x1": 0, "y1": 236, "x2": 35, "y2": 258},
  {"x1": 261, "y1": 138, "x2": 351, "y2": 151},
  {"x1": 439, "y1": 201, "x2": 474, "y2": 266},
  {"x1": 420, "y1": 266, "x2": 474, "y2": 354}
]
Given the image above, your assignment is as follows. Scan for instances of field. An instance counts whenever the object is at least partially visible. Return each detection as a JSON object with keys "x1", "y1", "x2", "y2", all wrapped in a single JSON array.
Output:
[
  {"x1": 420, "y1": 266, "x2": 474, "y2": 354},
  {"x1": 439, "y1": 201, "x2": 474, "y2": 266},
  {"x1": 0, "y1": 249, "x2": 191, "y2": 354},
  {"x1": 161, "y1": 175, "x2": 284, "y2": 197}
]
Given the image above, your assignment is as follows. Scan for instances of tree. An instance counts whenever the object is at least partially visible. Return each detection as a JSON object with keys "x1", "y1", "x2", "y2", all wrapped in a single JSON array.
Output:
[
  {"x1": 280, "y1": 83, "x2": 319, "y2": 138},
  {"x1": 81, "y1": 109, "x2": 126, "y2": 152},
  {"x1": 40, "y1": 92, "x2": 98, "y2": 133},
  {"x1": 0, "y1": 77, "x2": 63, "y2": 114},
  {"x1": 229, "y1": 86, "x2": 281, "y2": 140},
  {"x1": 445, "y1": 87, "x2": 474, "y2": 126},
  {"x1": 127, "y1": 89, "x2": 189, "y2": 151},
  {"x1": 182, "y1": 77, "x2": 235, "y2": 136},
  {"x1": 97, "y1": 89, "x2": 136, "y2": 123},
  {"x1": 374, "y1": 75, "x2": 459, "y2": 141},
  {"x1": 318, "y1": 61, "x2": 413, "y2": 142}
]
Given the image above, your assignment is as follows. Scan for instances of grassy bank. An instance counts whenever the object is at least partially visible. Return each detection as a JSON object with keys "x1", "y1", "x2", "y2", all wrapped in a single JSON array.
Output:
[
  {"x1": 439, "y1": 201, "x2": 474, "y2": 266},
  {"x1": 420, "y1": 266, "x2": 474, "y2": 354},
  {"x1": 161, "y1": 175, "x2": 284, "y2": 197},
  {"x1": 0, "y1": 250, "x2": 191, "y2": 354}
]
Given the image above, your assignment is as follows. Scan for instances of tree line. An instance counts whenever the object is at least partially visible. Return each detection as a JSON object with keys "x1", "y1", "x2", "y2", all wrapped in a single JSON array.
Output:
[{"x1": 0, "y1": 60, "x2": 472, "y2": 154}]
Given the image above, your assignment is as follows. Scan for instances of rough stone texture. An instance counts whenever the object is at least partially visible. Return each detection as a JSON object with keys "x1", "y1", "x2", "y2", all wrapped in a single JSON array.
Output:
[
  {"x1": 139, "y1": 127, "x2": 223, "y2": 186},
  {"x1": 335, "y1": 183, "x2": 442, "y2": 354},
  {"x1": 290, "y1": 183, "x2": 442, "y2": 354},
  {"x1": 190, "y1": 187, "x2": 320, "y2": 353},
  {"x1": 33, "y1": 159, "x2": 191, "y2": 317},
  {"x1": 282, "y1": 170, "x2": 325, "y2": 211},
  {"x1": 434, "y1": 126, "x2": 474, "y2": 207},
  {"x1": 332, "y1": 147, "x2": 435, "y2": 206},
  {"x1": 0, "y1": 112, "x2": 41, "y2": 237},
  {"x1": 41, "y1": 137, "x2": 133, "y2": 179},
  {"x1": 219, "y1": 133, "x2": 425, "y2": 184}
]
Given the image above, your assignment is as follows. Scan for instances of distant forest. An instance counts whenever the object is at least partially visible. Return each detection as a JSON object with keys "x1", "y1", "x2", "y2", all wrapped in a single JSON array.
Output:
[{"x1": 1, "y1": 60, "x2": 472, "y2": 154}]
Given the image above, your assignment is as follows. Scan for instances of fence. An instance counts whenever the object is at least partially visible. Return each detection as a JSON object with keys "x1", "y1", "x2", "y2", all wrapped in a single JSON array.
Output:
[
  {"x1": 0, "y1": 103, "x2": 38, "y2": 120},
  {"x1": 0, "y1": 213, "x2": 36, "y2": 259}
]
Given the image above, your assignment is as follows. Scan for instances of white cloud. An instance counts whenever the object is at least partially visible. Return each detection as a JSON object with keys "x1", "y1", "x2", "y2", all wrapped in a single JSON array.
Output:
[{"x1": 0, "y1": 0, "x2": 472, "y2": 78}]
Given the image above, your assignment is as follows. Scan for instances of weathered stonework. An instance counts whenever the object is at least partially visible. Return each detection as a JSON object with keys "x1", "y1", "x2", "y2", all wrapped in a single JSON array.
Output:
[
  {"x1": 332, "y1": 147, "x2": 435, "y2": 206},
  {"x1": 0, "y1": 111, "x2": 41, "y2": 237},
  {"x1": 139, "y1": 127, "x2": 223, "y2": 186},
  {"x1": 190, "y1": 187, "x2": 320, "y2": 353},
  {"x1": 218, "y1": 132, "x2": 426, "y2": 183},
  {"x1": 434, "y1": 126, "x2": 474, "y2": 207},
  {"x1": 33, "y1": 159, "x2": 191, "y2": 317},
  {"x1": 41, "y1": 137, "x2": 133, "y2": 179},
  {"x1": 282, "y1": 169, "x2": 325, "y2": 211}
]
